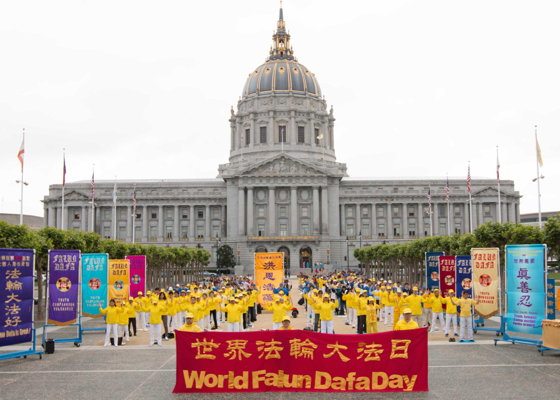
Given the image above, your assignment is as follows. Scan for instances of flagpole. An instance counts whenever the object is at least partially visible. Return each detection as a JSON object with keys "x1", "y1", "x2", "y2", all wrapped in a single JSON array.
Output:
[
  {"x1": 20, "y1": 129, "x2": 25, "y2": 225},
  {"x1": 131, "y1": 184, "x2": 136, "y2": 243},
  {"x1": 91, "y1": 164, "x2": 95, "y2": 232},
  {"x1": 447, "y1": 173, "x2": 451, "y2": 236},
  {"x1": 113, "y1": 176, "x2": 117, "y2": 239},
  {"x1": 468, "y1": 161, "x2": 473, "y2": 233},
  {"x1": 429, "y1": 184, "x2": 433, "y2": 237},
  {"x1": 61, "y1": 149, "x2": 65, "y2": 230},
  {"x1": 535, "y1": 125, "x2": 542, "y2": 228},
  {"x1": 497, "y1": 146, "x2": 501, "y2": 223}
]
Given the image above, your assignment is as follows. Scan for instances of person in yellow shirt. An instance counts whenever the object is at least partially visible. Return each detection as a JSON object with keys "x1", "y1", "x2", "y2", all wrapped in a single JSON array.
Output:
[
  {"x1": 393, "y1": 290, "x2": 409, "y2": 329},
  {"x1": 363, "y1": 297, "x2": 381, "y2": 333},
  {"x1": 144, "y1": 299, "x2": 167, "y2": 347},
  {"x1": 99, "y1": 299, "x2": 123, "y2": 347},
  {"x1": 404, "y1": 287, "x2": 423, "y2": 326},
  {"x1": 379, "y1": 286, "x2": 388, "y2": 323},
  {"x1": 201, "y1": 292, "x2": 212, "y2": 331},
  {"x1": 394, "y1": 308, "x2": 420, "y2": 331},
  {"x1": 177, "y1": 291, "x2": 188, "y2": 326},
  {"x1": 117, "y1": 301, "x2": 129, "y2": 345},
  {"x1": 135, "y1": 291, "x2": 147, "y2": 332},
  {"x1": 343, "y1": 288, "x2": 356, "y2": 328},
  {"x1": 220, "y1": 297, "x2": 242, "y2": 332},
  {"x1": 127, "y1": 297, "x2": 140, "y2": 337},
  {"x1": 208, "y1": 291, "x2": 219, "y2": 330},
  {"x1": 313, "y1": 295, "x2": 339, "y2": 334},
  {"x1": 422, "y1": 289, "x2": 434, "y2": 328},
  {"x1": 426, "y1": 289, "x2": 445, "y2": 333},
  {"x1": 265, "y1": 297, "x2": 293, "y2": 330},
  {"x1": 279, "y1": 316, "x2": 294, "y2": 330},
  {"x1": 178, "y1": 313, "x2": 203, "y2": 333},
  {"x1": 356, "y1": 291, "x2": 368, "y2": 334},
  {"x1": 450, "y1": 291, "x2": 479, "y2": 342},
  {"x1": 384, "y1": 287, "x2": 396, "y2": 326},
  {"x1": 167, "y1": 291, "x2": 181, "y2": 334},
  {"x1": 442, "y1": 289, "x2": 460, "y2": 338}
]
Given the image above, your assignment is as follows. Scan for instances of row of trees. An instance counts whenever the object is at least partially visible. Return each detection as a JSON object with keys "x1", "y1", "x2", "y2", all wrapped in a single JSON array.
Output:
[
  {"x1": 354, "y1": 217, "x2": 560, "y2": 291},
  {"x1": 0, "y1": 222, "x2": 211, "y2": 319}
]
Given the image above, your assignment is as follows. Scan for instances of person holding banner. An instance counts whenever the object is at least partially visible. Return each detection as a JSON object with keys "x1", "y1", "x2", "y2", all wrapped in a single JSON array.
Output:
[
  {"x1": 178, "y1": 313, "x2": 203, "y2": 332},
  {"x1": 313, "y1": 294, "x2": 339, "y2": 334},
  {"x1": 279, "y1": 316, "x2": 294, "y2": 330},
  {"x1": 99, "y1": 299, "x2": 123, "y2": 347},
  {"x1": 442, "y1": 289, "x2": 459, "y2": 337},
  {"x1": 395, "y1": 308, "x2": 420, "y2": 330},
  {"x1": 450, "y1": 292, "x2": 479, "y2": 342}
]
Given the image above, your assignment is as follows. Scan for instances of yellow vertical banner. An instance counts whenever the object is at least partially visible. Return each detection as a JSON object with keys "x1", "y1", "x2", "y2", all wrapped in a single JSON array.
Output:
[
  {"x1": 471, "y1": 248, "x2": 500, "y2": 318},
  {"x1": 254, "y1": 252, "x2": 284, "y2": 306},
  {"x1": 108, "y1": 259, "x2": 130, "y2": 306}
]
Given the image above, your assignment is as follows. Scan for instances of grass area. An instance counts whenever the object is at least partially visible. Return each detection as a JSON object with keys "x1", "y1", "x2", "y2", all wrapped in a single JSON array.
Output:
[{"x1": 549, "y1": 272, "x2": 560, "y2": 283}]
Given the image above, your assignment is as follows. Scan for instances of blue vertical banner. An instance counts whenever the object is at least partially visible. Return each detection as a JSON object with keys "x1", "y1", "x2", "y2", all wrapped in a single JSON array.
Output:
[
  {"x1": 0, "y1": 248, "x2": 34, "y2": 346},
  {"x1": 505, "y1": 244, "x2": 547, "y2": 335},
  {"x1": 426, "y1": 252, "x2": 444, "y2": 291},
  {"x1": 455, "y1": 255, "x2": 473, "y2": 298},
  {"x1": 546, "y1": 278, "x2": 556, "y2": 320},
  {"x1": 82, "y1": 253, "x2": 108, "y2": 318}
]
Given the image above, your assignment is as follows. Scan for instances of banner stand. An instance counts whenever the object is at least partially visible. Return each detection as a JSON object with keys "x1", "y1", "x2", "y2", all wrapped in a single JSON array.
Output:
[
  {"x1": 42, "y1": 250, "x2": 83, "y2": 348},
  {"x1": 494, "y1": 244, "x2": 547, "y2": 349},
  {"x1": 0, "y1": 249, "x2": 44, "y2": 361}
]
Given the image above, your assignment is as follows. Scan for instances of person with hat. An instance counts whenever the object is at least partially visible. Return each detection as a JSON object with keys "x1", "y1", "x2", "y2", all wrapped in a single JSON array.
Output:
[
  {"x1": 425, "y1": 289, "x2": 446, "y2": 333},
  {"x1": 135, "y1": 291, "x2": 147, "y2": 332},
  {"x1": 356, "y1": 290, "x2": 368, "y2": 334},
  {"x1": 421, "y1": 288, "x2": 434, "y2": 328},
  {"x1": 404, "y1": 287, "x2": 424, "y2": 326},
  {"x1": 143, "y1": 297, "x2": 167, "y2": 347},
  {"x1": 312, "y1": 295, "x2": 339, "y2": 334},
  {"x1": 265, "y1": 296, "x2": 293, "y2": 330},
  {"x1": 178, "y1": 313, "x2": 203, "y2": 333},
  {"x1": 393, "y1": 289, "x2": 409, "y2": 329},
  {"x1": 99, "y1": 299, "x2": 124, "y2": 347},
  {"x1": 441, "y1": 289, "x2": 459, "y2": 337},
  {"x1": 363, "y1": 296, "x2": 382, "y2": 333},
  {"x1": 384, "y1": 286, "x2": 396, "y2": 326},
  {"x1": 279, "y1": 316, "x2": 294, "y2": 331},
  {"x1": 127, "y1": 296, "x2": 140, "y2": 337},
  {"x1": 394, "y1": 308, "x2": 420, "y2": 330},
  {"x1": 450, "y1": 291, "x2": 480, "y2": 342},
  {"x1": 117, "y1": 300, "x2": 130, "y2": 345},
  {"x1": 343, "y1": 288, "x2": 357, "y2": 328},
  {"x1": 220, "y1": 296, "x2": 242, "y2": 332}
]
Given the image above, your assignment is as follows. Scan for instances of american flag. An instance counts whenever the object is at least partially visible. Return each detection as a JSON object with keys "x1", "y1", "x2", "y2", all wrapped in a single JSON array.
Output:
[
  {"x1": 133, "y1": 186, "x2": 137, "y2": 212},
  {"x1": 91, "y1": 170, "x2": 94, "y2": 199},
  {"x1": 427, "y1": 188, "x2": 431, "y2": 208},
  {"x1": 467, "y1": 163, "x2": 471, "y2": 194},
  {"x1": 62, "y1": 154, "x2": 66, "y2": 187},
  {"x1": 445, "y1": 176, "x2": 450, "y2": 203}
]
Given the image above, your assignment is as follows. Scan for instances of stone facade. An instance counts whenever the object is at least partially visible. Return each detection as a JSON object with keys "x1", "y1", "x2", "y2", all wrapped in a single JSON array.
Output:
[{"x1": 42, "y1": 6, "x2": 521, "y2": 273}]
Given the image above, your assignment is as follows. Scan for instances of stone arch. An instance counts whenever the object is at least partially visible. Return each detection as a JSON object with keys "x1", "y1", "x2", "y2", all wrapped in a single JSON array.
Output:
[{"x1": 299, "y1": 246, "x2": 312, "y2": 270}]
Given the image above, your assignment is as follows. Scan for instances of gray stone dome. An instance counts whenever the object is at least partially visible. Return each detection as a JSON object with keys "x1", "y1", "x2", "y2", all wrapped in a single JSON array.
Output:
[{"x1": 241, "y1": 60, "x2": 322, "y2": 99}]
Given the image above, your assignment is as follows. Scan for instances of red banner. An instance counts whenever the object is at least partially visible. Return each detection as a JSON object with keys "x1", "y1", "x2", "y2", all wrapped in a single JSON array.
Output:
[
  {"x1": 439, "y1": 256, "x2": 456, "y2": 309},
  {"x1": 174, "y1": 328, "x2": 428, "y2": 393}
]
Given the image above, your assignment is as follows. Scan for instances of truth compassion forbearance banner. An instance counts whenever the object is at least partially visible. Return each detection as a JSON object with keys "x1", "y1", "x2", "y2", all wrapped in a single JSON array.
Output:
[
  {"x1": 48, "y1": 249, "x2": 80, "y2": 326},
  {"x1": 174, "y1": 328, "x2": 428, "y2": 393}
]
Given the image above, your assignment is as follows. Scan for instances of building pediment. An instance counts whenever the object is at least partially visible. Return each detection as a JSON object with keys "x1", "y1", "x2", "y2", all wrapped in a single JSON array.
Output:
[
  {"x1": 473, "y1": 186, "x2": 507, "y2": 197},
  {"x1": 55, "y1": 190, "x2": 91, "y2": 202},
  {"x1": 237, "y1": 154, "x2": 329, "y2": 177}
]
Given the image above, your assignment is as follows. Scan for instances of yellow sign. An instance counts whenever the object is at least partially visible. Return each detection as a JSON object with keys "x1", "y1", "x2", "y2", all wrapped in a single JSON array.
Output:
[
  {"x1": 471, "y1": 248, "x2": 500, "y2": 318},
  {"x1": 254, "y1": 252, "x2": 284, "y2": 306},
  {"x1": 108, "y1": 259, "x2": 130, "y2": 306}
]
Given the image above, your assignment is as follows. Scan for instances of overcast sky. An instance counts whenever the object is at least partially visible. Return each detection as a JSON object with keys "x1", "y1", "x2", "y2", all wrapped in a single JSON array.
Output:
[{"x1": 1, "y1": 0, "x2": 559, "y2": 218}]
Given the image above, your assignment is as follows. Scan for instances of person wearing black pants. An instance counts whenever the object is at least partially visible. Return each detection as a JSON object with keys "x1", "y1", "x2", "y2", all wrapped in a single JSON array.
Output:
[
  {"x1": 127, "y1": 298, "x2": 137, "y2": 336},
  {"x1": 357, "y1": 292, "x2": 367, "y2": 334},
  {"x1": 210, "y1": 309, "x2": 218, "y2": 330},
  {"x1": 158, "y1": 292, "x2": 169, "y2": 340}
]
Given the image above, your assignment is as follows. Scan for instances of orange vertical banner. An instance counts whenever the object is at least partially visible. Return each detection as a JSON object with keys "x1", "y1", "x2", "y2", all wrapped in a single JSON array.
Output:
[
  {"x1": 254, "y1": 252, "x2": 284, "y2": 306},
  {"x1": 471, "y1": 248, "x2": 500, "y2": 318},
  {"x1": 108, "y1": 259, "x2": 130, "y2": 306}
]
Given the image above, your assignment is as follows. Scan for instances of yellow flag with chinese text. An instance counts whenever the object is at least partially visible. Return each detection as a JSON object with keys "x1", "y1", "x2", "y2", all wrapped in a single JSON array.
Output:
[{"x1": 254, "y1": 252, "x2": 284, "y2": 306}]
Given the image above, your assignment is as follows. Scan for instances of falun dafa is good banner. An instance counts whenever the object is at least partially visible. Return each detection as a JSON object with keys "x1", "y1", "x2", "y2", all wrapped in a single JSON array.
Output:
[{"x1": 255, "y1": 252, "x2": 284, "y2": 306}]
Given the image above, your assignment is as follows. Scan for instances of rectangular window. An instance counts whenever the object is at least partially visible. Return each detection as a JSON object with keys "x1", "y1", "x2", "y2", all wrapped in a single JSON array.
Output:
[
  {"x1": 278, "y1": 126, "x2": 286, "y2": 142},
  {"x1": 280, "y1": 224, "x2": 287, "y2": 236},
  {"x1": 258, "y1": 224, "x2": 265, "y2": 237},
  {"x1": 198, "y1": 210, "x2": 204, "y2": 219},
  {"x1": 363, "y1": 224, "x2": 370, "y2": 236},
  {"x1": 166, "y1": 209, "x2": 172, "y2": 219},
  {"x1": 104, "y1": 210, "x2": 111, "y2": 220},
  {"x1": 362, "y1": 207, "x2": 369, "y2": 217},
  {"x1": 103, "y1": 227, "x2": 110, "y2": 239},
  {"x1": 245, "y1": 129, "x2": 250, "y2": 145},
  {"x1": 118, "y1": 226, "x2": 126, "y2": 239},
  {"x1": 454, "y1": 206, "x2": 461, "y2": 216},
  {"x1": 455, "y1": 224, "x2": 462, "y2": 234},
  {"x1": 408, "y1": 206, "x2": 415, "y2": 217},
  {"x1": 393, "y1": 207, "x2": 399, "y2": 217},
  {"x1": 484, "y1": 205, "x2": 491, "y2": 216},
  {"x1": 213, "y1": 209, "x2": 219, "y2": 219},
  {"x1": 302, "y1": 207, "x2": 308, "y2": 217},
  {"x1": 394, "y1": 224, "x2": 401, "y2": 236},
  {"x1": 378, "y1": 224, "x2": 385, "y2": 236},
  {"x1": 258, "y1": 207, "x2": 265, "y2": 218},
  {"x1": 73, "y1": 211, "x2": 80, "y2": 220},
  {"x1": 166, "y1": 226, "x2": 172, "y2": 239},
  {"x1": 149, "y1": 226, "x2": 157, "y2": 239},
  {"x1": 439, "y1": 204, "x2": 447, "y2": 217},
  {"x1": 315, "y1": 128, "x2": 320, "y2": 144},
  {"x1": 298, "y1": 126, "x2": 305, "y2": 143},
  {"x1": 151, "y1": 212, "x2": 157, "y2": 220},
  {"x1": 424, "y1": 224, "x2": 430, "y2": 236},
  {"x1": 119, "y1": 209, "x2": 126, "y2": 220},
  {"x1": 279, "y1": 207, "x2": 286, "y2": 218},
  {"x1": 377, "y1": 207, "x2": 384, "y2": 217},
  {"x1": 260, "y1": 126, "x2": 267, "y2": 143},
  {"x1": 302, "y1": 223, "x2": 309, "y2": 236},
  {"x1": 135, "y1": 211, "x2": 142, "y2": 219},
  {"x1": 135, "y1": 226, "x2": 141, "y2": 239},
  {"x1": 196, "y1": 226, "x2": 204, "y2": 239},
  {"x1": 182, "y1": 209, "x2": 189, "y2": 219},
  {"x1": 347, "y1": 224, "x2": 355, "y2": 236},
  {"x1": 439, "y1": 223, "x2": 447, "y2": 233},
  {"x1": 212, "y1": 225, "x2": 220, "y2": 239},
  {"x1": 181, "y1": 226, "x2": 188, "y2": 239},
  {"x1": 346, "y1": 207, "x2": 353, "y2": 218}
]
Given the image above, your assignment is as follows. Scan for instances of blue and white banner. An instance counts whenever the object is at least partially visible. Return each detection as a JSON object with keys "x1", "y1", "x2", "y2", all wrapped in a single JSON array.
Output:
[
  {"x1": 82, "y1": 253, "x2": 108, "y2": 318},
  {"x1": 505, "y1": 244, "x2": 547, "y2": 335},
  {"x1": 0, "y1": 248, "x2": 34, "y2": 346},
  {"x1": 547, "y1": 278, "x2": 556, "y2": 320},
  {"x1": 426, "y1": 252, "x2": 444, "y2": 291},
  {"x1": 455, "y1": 255, "x2": 473, "y2": 298}
]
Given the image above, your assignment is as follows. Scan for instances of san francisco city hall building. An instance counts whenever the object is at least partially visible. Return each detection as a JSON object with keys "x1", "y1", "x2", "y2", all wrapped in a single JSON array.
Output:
[{"x1": 42, "y1": 6, "x2": 521, "y2": 273}]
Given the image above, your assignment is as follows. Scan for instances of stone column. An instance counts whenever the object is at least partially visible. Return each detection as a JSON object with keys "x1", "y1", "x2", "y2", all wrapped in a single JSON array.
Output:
[
  {"x1": 158, "y1": 205, "x2": 163, "y2": 241},
  {"x1": 321, "y1": 186, "x2": 329, "y2": 235},
  {"x1": 516, "y1": 203, "x2": 520, "y2": 223},
  {"x1": 478, "y1": 203, "x2": 483, "y2": 226},
  {"x1": 268, "y1": 111, "x2": 274, "y2": 148},
  {"x1": 127, "y1": 206, "x2": 132, "y2": 241},
  {"x1": 250, "y1": 113, "x2": 255, "y2": 149},
  {"x1": 291, "y1": 187, "x2": 298, "y2": 236},
  {"x1": 290, "y1": 110, "x2": 296, "y2": 145},
  {"x1": 62, "y1": 206, "x2": 68, "y2": 230},
  {"x1": 356, "y1": 203, "x2": 361, "y2": 237},
  {"x1": 372, "y1": 203, "x2": 377, "y2": 239},
  {"x1": 387, "y1": 203, "x2": 393, "y2": 238},
  {"x1": 433, "y1": 203, "x2": 439, "y2": 235},
  {"x1": 142, "y1": 205, "x2": 148, "y2": 241},
  {"x1": 471, "y1": 202, "x2": 477, "y2": 228},
  {"x1": 56, "y1": 207, "x2": 62, "y2": 229},
  {"x1": 341, "y1": 203, "x2": 346, "y2": 236},
  {"x1": 508, "y1": 202, "x2": 514, "y2": 224},
  {"x1": 189, "y1": 205, "x2": 195, "y2": 239},
  {"x1": 247, "y1": 187, "x2": 254, "y2": 236},
  {"x1": 502, "y1": 202, "x2": 508, "y2": 223},
  {"x1": 48, "y1": 206, "x2": 55, "y2": 227},
  {"x1": 173, "y1": 205, "x2": 179, "y2": 240},
  {"x1": 309, "y1": 113, "x2": 315, "y2": 148},
  {"x1": 463, "y1": 203, "x2": 468, "y2": 233},
  {"x1": 221, "y1": 205, "x2": 227, "y2": 238},
  {"x1": 268, "y1": 187, "x2": 276, "y2": 236},
  {"x1": 81, "y1": 206, "x2": 86, "y2": 231},
  {"x1": 238, "y1": 188, "x2": 245, "y2": 236},
  {"x1": 205, "y1": 205, "x2": 211, "y2": 240},
  {"x1": 312, "y1": 187, "x2": 320, "y2": 235},
  {"x1": 403, "y1": 203, "x2": 409, "y2": 239}
]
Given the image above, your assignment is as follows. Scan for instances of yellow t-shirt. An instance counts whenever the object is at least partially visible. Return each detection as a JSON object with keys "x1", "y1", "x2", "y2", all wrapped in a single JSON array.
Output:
[
  {"x1": 178, "y1": 323, "x2": 203, "y2": 332},
  {"x1": 456, "y1": 298, "x2": 476, "y2": 317},
  {"x1": 394, "y1": 319, "x2": 420, "y2": 331}
]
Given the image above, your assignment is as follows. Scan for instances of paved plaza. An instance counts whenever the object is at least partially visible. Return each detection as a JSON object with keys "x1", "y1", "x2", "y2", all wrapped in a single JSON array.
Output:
[{"x1": 1, "y1": 280, "x2": 560, "y2": 399}]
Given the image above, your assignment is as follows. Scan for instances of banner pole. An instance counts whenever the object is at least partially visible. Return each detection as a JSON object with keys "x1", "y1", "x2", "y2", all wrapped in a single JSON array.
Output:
[{"x1": 497, "y1": 146, "x2": 501, "y2": 223}]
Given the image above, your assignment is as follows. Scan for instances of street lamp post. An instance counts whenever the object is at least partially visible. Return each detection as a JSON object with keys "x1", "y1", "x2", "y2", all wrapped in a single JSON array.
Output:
[
  {"x1": 359, "y1": 231, "x2": 362, "y2": 272},
  {"x1": 216, "y1": 234, "x2": 221, "y2": 276},
  {"x1": 346, "y1": 236, "x2": 349, "y2": 272}
]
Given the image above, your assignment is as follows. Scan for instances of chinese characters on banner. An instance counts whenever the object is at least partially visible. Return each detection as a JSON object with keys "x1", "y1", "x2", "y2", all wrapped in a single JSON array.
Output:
[
  {"x1": 438, "y1": 256, "x2": 456, "y2": 298},
  {"x1": 0, "y1": 248, "x2": 34, "y2": 346},
  {"x1": 48, "y1": 249, "x2": 80, "y2": 326},
  {"x1": 255, "y1": 253, "x2": 283, "y2": 306},
  {"x1": 425, "y1": 252, "x2": 444, "y2": 291},
  {"x1": 174, "y1": 328, "x2": 428, "y2": 393},
  {"x1": 126, "y1": 255, "x2": 146, "y2": 298},
  {"x1": 82, "y1": 253, "x2": 108, "y2": 318},
  {"x1": 108, "y1": 260, "x2": 130, "y2": 306},
  {"x1": 471, "y1": 248, "x2": 500, "y2": 319},
  {"x1": 455, "y1": 256, "x2": 473, "y2": 298},
  {"x1": 505, "y1": 244, "x2": 546, "y2": 335},
  {"x1": 546, "y1": 278, "x2": 556, "y2": 320}
]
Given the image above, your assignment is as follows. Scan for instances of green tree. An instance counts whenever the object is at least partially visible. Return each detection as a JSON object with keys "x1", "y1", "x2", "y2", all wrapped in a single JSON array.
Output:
[{"x1": 217, "y1": 244, "x2": 235, "y2": 273}]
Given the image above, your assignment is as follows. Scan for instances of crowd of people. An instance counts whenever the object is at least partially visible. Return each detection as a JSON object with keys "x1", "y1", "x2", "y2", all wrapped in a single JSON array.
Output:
[{"x1": 98, "y1": 272, "x2": 478, "y2": 347}]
